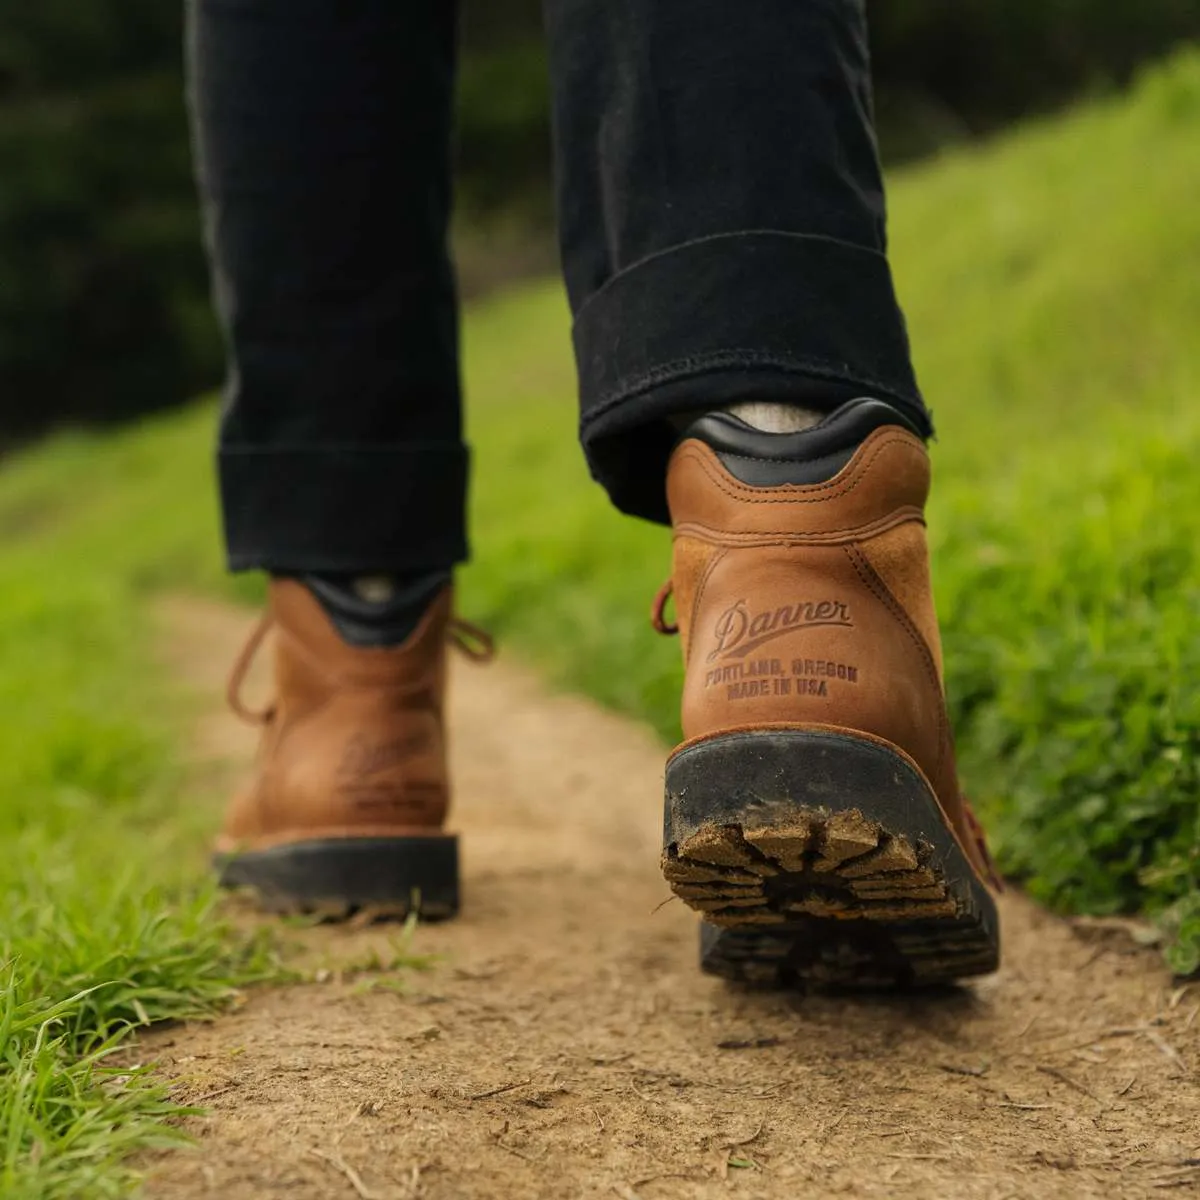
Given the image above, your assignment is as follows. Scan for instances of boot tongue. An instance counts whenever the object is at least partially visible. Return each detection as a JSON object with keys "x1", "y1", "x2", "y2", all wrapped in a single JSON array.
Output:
[{"x1": 682, "y1": 397, "x2": 922, "y2": 487}]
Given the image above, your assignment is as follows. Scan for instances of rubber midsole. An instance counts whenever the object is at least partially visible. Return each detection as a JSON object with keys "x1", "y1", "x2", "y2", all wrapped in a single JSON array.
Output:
[{"x1": 216, "y1": 834, "x2": 459, "y2": 912}]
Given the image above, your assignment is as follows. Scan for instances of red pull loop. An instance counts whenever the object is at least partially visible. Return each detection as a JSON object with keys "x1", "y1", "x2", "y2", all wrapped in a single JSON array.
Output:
[
  {"x1": 651, "y1": 578, "x2": 679, "y2": 636},
  {"x1": 226, "y1": 612, "x2": 277, "y2": 726},
  {"x1": 448, "y1": 616, "x2": 496, "y2": 663}
]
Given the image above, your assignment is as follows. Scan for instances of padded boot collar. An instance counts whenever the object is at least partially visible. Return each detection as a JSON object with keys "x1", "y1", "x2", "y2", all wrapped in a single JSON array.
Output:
[{"x1": 683, "y1": 398, "x2": 923, "y2": 487}]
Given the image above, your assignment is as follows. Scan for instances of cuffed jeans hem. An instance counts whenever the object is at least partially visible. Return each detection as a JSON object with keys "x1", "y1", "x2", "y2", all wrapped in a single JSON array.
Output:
[
  {"x1": 220, "y1": 443, "x2": 469, "y2": 572},
  {"x1": 574, "y1": 230, "x2": 929, "y2": 524}
]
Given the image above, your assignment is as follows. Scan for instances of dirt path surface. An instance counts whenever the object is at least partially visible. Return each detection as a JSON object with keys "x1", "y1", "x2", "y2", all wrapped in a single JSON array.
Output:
[{"x1": 142, "y1": 598, "x2": 1199, "y2": 1200}]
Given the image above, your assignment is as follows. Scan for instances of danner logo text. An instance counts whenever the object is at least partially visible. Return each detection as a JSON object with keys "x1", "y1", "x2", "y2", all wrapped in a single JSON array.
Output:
[
  {"x1": 337, "y1": 731, "x2": 431, "y2": 779},
  {"x1": 707, "y1": 598, "x2": 852, "y2": 661}
]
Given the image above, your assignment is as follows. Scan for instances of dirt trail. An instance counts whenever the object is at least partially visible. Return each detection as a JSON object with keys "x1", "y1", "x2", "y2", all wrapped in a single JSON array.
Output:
[{"x1": 143, "y1": 597, "x2": 1199, "y2": 1200}]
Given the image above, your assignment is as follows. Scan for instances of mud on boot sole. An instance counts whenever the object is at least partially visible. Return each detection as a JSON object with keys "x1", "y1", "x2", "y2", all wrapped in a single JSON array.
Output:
[
  {"x1": 662, "y1": 730, "x2": 1000, "y2": 988},
  {"x1": 215, "y1": 834, "x2": 459, "y2": 921}
]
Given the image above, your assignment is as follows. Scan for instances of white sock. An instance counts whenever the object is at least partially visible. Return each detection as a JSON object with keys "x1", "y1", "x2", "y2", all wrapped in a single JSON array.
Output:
[
  {"x1": 352, "y1": 575, "x2": 396, "y2": 604},
  {"x1": 724, "y1": 401, "x2": 826, "y2": 434}
]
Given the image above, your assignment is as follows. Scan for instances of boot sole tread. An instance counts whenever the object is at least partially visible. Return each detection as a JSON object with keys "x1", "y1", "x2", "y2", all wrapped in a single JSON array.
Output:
[{"x1": 662, "y1": 729, "x2": 1000, "y2": 989}]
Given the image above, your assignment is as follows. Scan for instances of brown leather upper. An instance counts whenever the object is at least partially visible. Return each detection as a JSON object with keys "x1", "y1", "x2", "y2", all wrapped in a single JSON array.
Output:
[
  {"x1": 665, "y1": 424, "x2": 997, "y2": 884},
  {"x1": 217, "y1": 580, "x2": 455, "y2": 852}
]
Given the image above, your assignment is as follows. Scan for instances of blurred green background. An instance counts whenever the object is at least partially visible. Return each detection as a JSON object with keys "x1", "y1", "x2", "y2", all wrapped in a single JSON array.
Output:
[
  {"x1": 1, "y1": 11, "x2": 1199, "y2": 1194},
  {"x1": 1, "y1": 0, "x2": 1197, "y2": 446}
]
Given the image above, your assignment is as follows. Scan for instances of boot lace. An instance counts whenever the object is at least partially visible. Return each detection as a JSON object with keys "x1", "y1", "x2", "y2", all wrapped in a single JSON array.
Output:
[
  {"x1": 226, "y1": 612, "x2": 495, "y2": 727},
  {"x1": 650, "y1": 578, "x2": 678, "y2": 635}
]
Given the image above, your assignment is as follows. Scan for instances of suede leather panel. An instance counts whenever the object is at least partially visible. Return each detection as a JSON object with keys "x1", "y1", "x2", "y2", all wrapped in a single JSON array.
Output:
[
  {"x1": 217, "y1": 581, "x2": 452, "y2": 851},
  {"x1": 671, "y1": 535, "x2": 721, "y2": 666},
  {"x1": 858, "y1": 521, "x2": 945, "y2": 684}
]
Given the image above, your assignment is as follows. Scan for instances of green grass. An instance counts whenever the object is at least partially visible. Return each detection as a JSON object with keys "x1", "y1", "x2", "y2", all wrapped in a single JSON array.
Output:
[
  {"x1": 0, "y1": 434, "x2": 279, "y2": 1195},
  {"x1": 0, "y1": 46, "x2": 1198, "y2": 1196}
]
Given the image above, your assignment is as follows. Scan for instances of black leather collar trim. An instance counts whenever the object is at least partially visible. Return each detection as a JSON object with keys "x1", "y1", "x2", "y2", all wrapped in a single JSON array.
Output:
[{"x1": 683, "y1": 398, "x2": 920, "y2": 486}]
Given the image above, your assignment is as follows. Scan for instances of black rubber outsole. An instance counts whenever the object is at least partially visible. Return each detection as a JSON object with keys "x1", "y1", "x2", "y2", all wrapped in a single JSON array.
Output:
[
  {"x1": 215, "y1": 834, "x2": 459, "y2": 920},
  {"x1": 662, "y1": 730, "x2": 1000, "y2": 989}
]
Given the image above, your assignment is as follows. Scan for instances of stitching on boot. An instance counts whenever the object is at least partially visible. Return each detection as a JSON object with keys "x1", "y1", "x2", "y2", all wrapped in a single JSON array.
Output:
[
  {"x1": 672, "y1": 508, "x2": 924, "y2": 546},
  {"x1": 842, "y1": 544, "x2": 949, "y2": 770},
  {"x1": 684, "y1": 547, "x2": 729, "y2": 667}
]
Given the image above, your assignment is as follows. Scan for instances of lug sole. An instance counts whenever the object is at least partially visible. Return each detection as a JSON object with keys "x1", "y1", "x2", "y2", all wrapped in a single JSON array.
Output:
[
  {"x1": 662, "y1": 730, "x2": 1000, "y2": 989},
  {"x1": 215, "y1": 834, "x2": 459, "y2": 920}
]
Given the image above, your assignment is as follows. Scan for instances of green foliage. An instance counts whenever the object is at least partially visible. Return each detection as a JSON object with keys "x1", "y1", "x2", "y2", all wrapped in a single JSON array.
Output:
[
  {"x1": 1163, "y1": 894, "x2": 1200, "y2": 977},
  {"x1": 936, "y1": 421, "x2": 1200, "y2": 958},
  {"x1": 456, "y1": 40, "x2": 552, "y2": 216},
  {"x1": 0, "y1": 1, "x2": 178, "y2": 99},
  {"x1": 868, "y1": 0, "x2": 1200, "y2": 156},
  {"x1": 0, "y1": 0, "x2": 221, "y2": 444},
  {"x1": 0, "y1": 72, "x2": 221, "y2": 445}
]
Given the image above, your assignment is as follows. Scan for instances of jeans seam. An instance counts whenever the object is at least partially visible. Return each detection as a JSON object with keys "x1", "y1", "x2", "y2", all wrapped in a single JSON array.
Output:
[{"x1": 572, "y1": 229, "x2": 889, "y2": 322}]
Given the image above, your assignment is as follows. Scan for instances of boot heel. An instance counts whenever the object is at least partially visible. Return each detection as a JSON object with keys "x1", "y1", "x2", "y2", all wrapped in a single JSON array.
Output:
[
  {"x1": 216, "y1": 834, "x2": 459, "y2": 920},
  {"x1": 662, "y1": 729, "x2": 999, "y2": 987}
]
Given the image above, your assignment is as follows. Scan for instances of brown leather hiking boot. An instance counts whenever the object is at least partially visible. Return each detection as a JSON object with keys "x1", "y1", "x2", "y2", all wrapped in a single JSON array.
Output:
[
  {"x1": 656, "y1": 399, "x2": 1001, "y2": 987},
  {"x1": 216, "y1": 579, "x2": 491, "y2": 917}
]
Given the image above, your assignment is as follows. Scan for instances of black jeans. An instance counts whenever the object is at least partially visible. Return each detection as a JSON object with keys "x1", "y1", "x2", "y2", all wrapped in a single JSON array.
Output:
[{"x1": 187, "y1": 0, "x2": 927, "y2": 574}]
